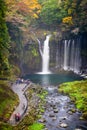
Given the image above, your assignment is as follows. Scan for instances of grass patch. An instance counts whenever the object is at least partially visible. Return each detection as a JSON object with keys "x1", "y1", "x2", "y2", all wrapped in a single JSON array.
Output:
[
  {"x1": 0, "y1": 80, "x2": 19, "y2": 129},
  {"x1": 37, "y1": 90, "x2": 48, "y2": 100},
  {"x1": 59, "y1": 80, "x2": 87, "y2": 119},
  {"x1": 28, "y1": 122, "x2": 44, "y2": 130}
]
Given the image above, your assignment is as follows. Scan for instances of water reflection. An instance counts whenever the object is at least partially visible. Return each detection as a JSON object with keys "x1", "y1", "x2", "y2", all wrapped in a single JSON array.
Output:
[
  {"x1": 23, "y1": 73, "x2": 83, "y2": 86},
  {"x1": 41, "y1": 75, "x2": 50, "y2": 86}
]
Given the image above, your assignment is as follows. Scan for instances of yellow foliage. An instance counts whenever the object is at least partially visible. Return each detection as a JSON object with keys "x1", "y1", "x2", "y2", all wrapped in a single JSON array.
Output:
[
  {"x1": 5, "y1": 0, "x2": 41, "y2": 21},
  {"x1": 68, "y1": 9, "x2": 72, "y2": 15},
  {"x1": 33, "y1": 13, "x2": 39, "y2": 18},
  {"x1": 62, "y1": 16, "x2": 73, "y2": 24},
  {"x1": 37, "y1": 10, "x2": 41, "y2": 14}
]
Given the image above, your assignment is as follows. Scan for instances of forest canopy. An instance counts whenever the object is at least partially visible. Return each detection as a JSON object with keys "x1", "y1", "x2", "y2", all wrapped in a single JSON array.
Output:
[{"x1": 39, "y1": 0, "x2": 87, "y2": 31}]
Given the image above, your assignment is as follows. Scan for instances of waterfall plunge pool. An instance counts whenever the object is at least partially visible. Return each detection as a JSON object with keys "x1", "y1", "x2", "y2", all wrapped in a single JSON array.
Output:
[{"x1": 23, "y1": 73, "x2": 83, "y2": 86}]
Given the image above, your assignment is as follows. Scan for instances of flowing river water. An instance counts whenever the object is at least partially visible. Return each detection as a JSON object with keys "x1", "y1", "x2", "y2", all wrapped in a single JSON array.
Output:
[
  {"x1": 24, "y1": 73, "x2": 87, "y2": 130},
  {"x1": 40, "y1": 86, "x2": 87, "y2": 130}
]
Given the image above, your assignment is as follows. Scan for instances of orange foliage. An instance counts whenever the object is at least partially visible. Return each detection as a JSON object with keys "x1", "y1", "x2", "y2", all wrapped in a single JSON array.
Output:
[
  {"x1": 62, "y1": 16, "x2": 73, "y2": 24},
  {"x1": 17, "y1": 0, "x2": 41, "y2": 17},
  {"x1": 5, "y1": 0, "x2": 41, "y2": 21}
]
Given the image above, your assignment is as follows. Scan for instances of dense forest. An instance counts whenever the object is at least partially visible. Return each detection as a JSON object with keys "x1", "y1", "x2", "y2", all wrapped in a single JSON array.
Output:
[{"x1": 0, "y1": 0, "x2": 87, "y2": 76}]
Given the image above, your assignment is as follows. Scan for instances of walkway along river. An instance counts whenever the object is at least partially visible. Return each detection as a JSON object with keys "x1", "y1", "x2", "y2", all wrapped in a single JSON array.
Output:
[
  {"x1": 39, "y1": 85, "x2": 87, "y2": 130},
  {"x1": 9, "y1": 80, "x2": 31, "y2": 125}
]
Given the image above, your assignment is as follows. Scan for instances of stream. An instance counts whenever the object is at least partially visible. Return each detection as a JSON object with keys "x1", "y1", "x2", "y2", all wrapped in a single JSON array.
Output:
[
  {"x1": 23, "y1": 73, "x2": 87, "y2": 130},
  {"x1": 39, "y1": 86, "x2": 87, "y2": 130}
]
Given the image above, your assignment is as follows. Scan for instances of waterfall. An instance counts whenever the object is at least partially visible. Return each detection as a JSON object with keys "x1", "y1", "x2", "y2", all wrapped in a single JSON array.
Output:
[
  {"x1": 73, "y1": 38, "x2": 81, "y2": 73},
  {"x1": 37, "y1": 35, "x2": 51, "y2": 74},
  {"x1": 63, "y1": 40, "x2": 67, "y2": 70},
  {"x1": 63, "y1": 40, "x2": 70, "y2": 70},
  {"x1": 32, "y1": 32, "x2": 51, "y2": 74},
  {"x1": 42, "y1": 35, "x2": 51, "y2": 74},
  {"x1": 70, "y1": 40, "x2": 75, "y2": 71},
  {"x1": 63, "y1": 39, "x2": 81, "y2": 73},
  {"x1": 55, "y1": 38, "x2": 81, "y2": 74}
]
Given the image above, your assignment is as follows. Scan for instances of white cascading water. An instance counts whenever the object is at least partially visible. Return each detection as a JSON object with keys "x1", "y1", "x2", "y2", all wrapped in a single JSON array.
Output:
[
  {"x1": 63, "y1": 40, "x2": 68, "y2": 70},
  {"x1": 70, "y1": 40, "x2": 75, "y2": 71},
  {"x1": 63, "y1": 39, "x2": 81, "y2": 73},
  {"x1": 42, "y1": 35, "x2": 51, "y2": 74},
  {"x1": 63, "y1": 40, "x2": 70, "y2": 70},
  {"x1": 37, "y1": 35, "x2": 51, "y2": 74},
  {"x1": 73, "y1": 39, "x2": 81, "y2": 73}
]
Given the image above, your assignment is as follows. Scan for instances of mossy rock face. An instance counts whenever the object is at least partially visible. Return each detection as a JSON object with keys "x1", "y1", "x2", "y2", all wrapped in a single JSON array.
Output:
[{"x1": 0, "y1": 80, "x2": 19, "y2": 129}]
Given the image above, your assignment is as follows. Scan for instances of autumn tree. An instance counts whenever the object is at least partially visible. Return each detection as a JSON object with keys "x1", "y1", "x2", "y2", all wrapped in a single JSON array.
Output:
[
  {"x1": 5, "y1": 0, "x2": 41, "y2": 24},
  {"x1": 61, "y1": 0, "x2": 87, "y2": 32}
]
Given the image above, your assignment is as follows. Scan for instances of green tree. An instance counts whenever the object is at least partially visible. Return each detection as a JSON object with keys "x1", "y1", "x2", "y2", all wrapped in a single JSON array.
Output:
[
  {"x1": 0, "y1": 0, "x2": 10, "y2": 75},
  {"x1": 39, "y1": 0, "x2": 67, "y2": 25},
  {"x1": 61, "y1": 0, "x2": 87, "y2": 32}
]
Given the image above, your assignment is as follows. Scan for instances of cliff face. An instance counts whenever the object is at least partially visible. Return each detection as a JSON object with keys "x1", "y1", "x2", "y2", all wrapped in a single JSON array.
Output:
[
  {"x1": 21, "y1": 32, "x2": 87, "y2": 75},
  {"x1": 8, "y1": 22, "x2": 87, "y2": 76},
  {"x1": 49, "y1": 33, "x2": 87, "y2": 74},
  {"x1": 22, "y1": 43, "x2": 41, "y2": 74}
]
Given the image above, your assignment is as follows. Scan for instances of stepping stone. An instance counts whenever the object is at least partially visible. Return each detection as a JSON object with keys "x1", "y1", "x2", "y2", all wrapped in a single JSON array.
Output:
[
  {"x1": 52, "y1": 117, "x2": 57, "y2": 121},
  {"x1": 53, "y1": 109, "x2": 58, "y2": 113},
  {"x1": 39, "y1": 118, "x2": 46, "y2": 123},
  {"x1": 59, "y1": 123, "x2": 68, "y2": 128},
  {"x1": 49, "y1": 114, "x2": 55, "y2": 117},
  {"x1": 68, "y1": 111, "x2": 73, "y2": 115},
  {"x1": 62, "y1": 116, "x2": 67, "y2": 120},
  {"x1": 43, "y1": 128, "x2": 48, "y2": 130},
  {"x1": 69, "y1": 108, "x2": 76, "y2": 113}
]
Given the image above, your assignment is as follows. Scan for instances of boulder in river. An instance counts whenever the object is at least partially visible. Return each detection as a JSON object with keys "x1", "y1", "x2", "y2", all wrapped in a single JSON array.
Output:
[
  {"x1": 53, "y1": 109, "x2": 58, "y2": 113},
  {"x1": 59, "y1": 123, "x2": 68, "y2": 128},
  {"x1": 49, "y1": 113, "x2": 55, "y2": 117},
  {"x1": 43, "y1": 128, "x2": 48, "y2": 130},
  {"x1": 38, "y1": 118, "x2": 46, "y2": 123},
  {"x1": 52, "y1": 117, "x2": 57, "y2": 121}
]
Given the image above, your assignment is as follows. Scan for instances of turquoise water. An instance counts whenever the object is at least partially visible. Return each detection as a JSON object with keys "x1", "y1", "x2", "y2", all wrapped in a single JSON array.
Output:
[{"x1": 23, "y1": 73, "x2": 83, "y2": 86}]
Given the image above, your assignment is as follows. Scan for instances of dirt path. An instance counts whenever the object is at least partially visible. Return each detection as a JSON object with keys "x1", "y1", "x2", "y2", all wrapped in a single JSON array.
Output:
[{"x1": 9, "y1": 82, "x2": 31, "y2": 125}]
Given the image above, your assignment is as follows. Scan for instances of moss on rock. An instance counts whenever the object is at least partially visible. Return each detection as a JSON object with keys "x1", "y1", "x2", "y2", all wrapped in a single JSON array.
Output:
[{"x1": 59, "y1": 80, "x2": 87, "y2": 119}]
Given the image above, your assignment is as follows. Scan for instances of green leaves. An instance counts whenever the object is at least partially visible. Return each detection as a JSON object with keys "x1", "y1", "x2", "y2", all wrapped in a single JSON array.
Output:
[
  {"x1": 39, "y1": 0, "x2": 87, "y2": 32},
  {"x1": 40, "y1": 0, "x2": 66, "y2": 25},
  {"x1": 59, "y1": 80, "x2": 87, "y2": 119},
  {"x1": 0, "y1": 0, "x2": 10, "y2": 75}
]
